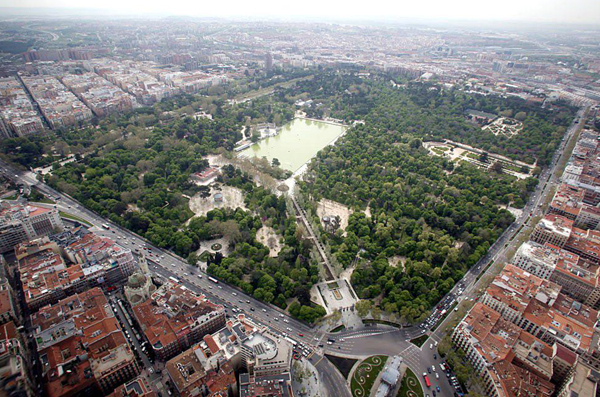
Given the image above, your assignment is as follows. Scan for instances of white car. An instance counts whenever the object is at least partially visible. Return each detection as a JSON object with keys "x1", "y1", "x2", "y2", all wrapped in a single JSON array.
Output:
[{"x1": 429, "y1": 343, "x2": 433, "y2": 349}]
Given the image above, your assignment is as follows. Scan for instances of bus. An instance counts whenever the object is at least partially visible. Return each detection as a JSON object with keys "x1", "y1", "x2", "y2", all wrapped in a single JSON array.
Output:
[
  {"x1": 424, "y1": 375, "x2": 431, "y2": 388},
  {"x1": 208, "y1": 276, "x2": 218, "y2": 283},
  {"x1": 169, "y1": 276, "x2": 180, "y2": 284},
  {"x1": 102, "y1": 224, "x2": 110, "y2": 229},
  {"x1": 284, "y1": 336, "x2": 297, "y2": 347}
]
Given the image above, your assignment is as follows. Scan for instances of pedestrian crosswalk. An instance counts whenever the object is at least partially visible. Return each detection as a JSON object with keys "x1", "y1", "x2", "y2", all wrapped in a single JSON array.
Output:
[{"x1": 341, "y1": 329, "x2": 396, "y2": 340}]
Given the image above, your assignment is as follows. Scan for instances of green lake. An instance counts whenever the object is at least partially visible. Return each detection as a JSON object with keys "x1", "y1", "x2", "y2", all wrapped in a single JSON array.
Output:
[{"x1": 241, "y1": 118, "x2": 346, "y2": 172}]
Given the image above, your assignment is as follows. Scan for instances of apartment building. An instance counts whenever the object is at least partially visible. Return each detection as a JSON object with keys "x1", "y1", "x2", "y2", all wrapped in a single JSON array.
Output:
[
  {"x1": 452, "y1": 303, "x2": 555, "y2": 397},
  {"x1": 0, "y1": 200, "x2": 63, "y2": 253},
  {"x1": 165, "y1": 344, "x2": 236, "y2": 397},
  {"x1": 132, "y1": 281, "x2": 225, "y2": 360},
  {"x1": 531, "y1": 214, "x2": 574, "y2": 248},
  {"x1": 16, "y1": 240, "x2": 86, "y2": 312},
  {"x1": 481, "y1": 265, "x2": 600, "y2": 354},
  {"x1": 0, "y1": 321, "x2": 35, "y2": 397},
  {"x1": 33, "y1": 288, "x2": 139, "y2": 397},
  {"x1": 107, "y1": 376, "x2": 157, "y2": 397}
]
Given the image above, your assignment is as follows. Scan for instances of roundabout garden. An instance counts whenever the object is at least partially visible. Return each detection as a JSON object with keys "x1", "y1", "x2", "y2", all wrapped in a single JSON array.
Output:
[
  {"x1": 396, "y1": 368, "x2": 424, "y2": 397},
  {"x1": 350, "y1": 355, "x2": 388, "y2": 397}
]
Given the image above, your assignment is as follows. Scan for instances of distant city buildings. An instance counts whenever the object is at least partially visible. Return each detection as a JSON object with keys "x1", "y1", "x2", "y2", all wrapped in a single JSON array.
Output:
[
  {"x1": 20, "y1": 75, "x2": 93, "y2": 128},
  {"x1": 0, "y1": 77, "x2": 44, "y2": 137},
  {"x1": 60, "y1": 72, "x2": 136, "y2": 117}
]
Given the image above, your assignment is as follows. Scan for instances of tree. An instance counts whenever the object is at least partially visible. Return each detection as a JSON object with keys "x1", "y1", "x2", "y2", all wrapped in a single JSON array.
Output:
[
  {"x1": 514, "y1": 111, "x2": 527, "y2": 121},
  {"x1": 187, "y1": 252, "x2": 199, "y2": 266},
  {"x1": 272, "y1": 158, "x2": 281, "y2": 167},
  {"x1": 490, "y1": 161, "x2": 503, "y2": 174}
]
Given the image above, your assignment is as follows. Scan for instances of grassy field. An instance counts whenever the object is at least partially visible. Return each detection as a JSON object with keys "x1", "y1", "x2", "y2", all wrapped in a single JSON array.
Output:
[
  {"x1": 34, "y1": 197, "x2": 56, "y2": 204},
  {"x1": 350, "y1": 355, "x2": 388, "y2": 397},
  {"x1": 59, "y1": 211, "x2": 92, "y2": 226},
  {"x1": 397, "y1": 368, "x2": 424, "y2": 397},
  {"x1": 326, "y1": 354, "x2": 357, "y2": 379},
  {"x1": 410, "y1": 334, "x2": 429, "y2": 348}
]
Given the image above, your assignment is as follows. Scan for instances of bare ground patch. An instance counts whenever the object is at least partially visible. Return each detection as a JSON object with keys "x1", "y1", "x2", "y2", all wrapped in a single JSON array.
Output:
[
  {"x1": 188, "y1": 185, "x2": 247, "y2": 218},
  {"x1": 317, "y1": 198, "x2": 352, "y2": 232},
  {"x1": 256, "y1": 226, "x2": 283, "y2": 257},
  {"x1": 388, "y1": 255, "x2": 406, "y2": 271}
]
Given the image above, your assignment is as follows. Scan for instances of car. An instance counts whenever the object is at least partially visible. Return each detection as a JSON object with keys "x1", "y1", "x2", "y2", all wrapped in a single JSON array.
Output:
[
  {"x1": 246, "y1": 300, "x2": 250, "y2": 304},
  {"x1": 427, "y1": 367, "x2": 431, "y2": 374},
  {"x1": 432, "y1": 391, "x2": 436, "y2": 397},
  {"x1": 431, "y1": 365, "x2": 436, "y2": 372},
  {"x1": 298, "y1": 333, "x2": 304, "y2": 337},
  {"x1": 429, "y1": 343, "x2": 433, "y2": 349},
  {"x1": 436, "y1": 386, "x2": 440, "y2": 392},
  {"x1": 232, "y1": 292, "x2": 237, "y2": 296},
  {"x1": 262, "y1": 309, "x2": 267, "y2": 313},
  {"x1": 433, "y1": 353, "x2": 437, "y2": 359},
  {"x1": 434, "y1": 341, "x2": 438, "y2": 346},
  {"x1": 435, "y1": 373, "x2": 439, "y2": 379},
  {"x1": 250, "y1": 307, "x2": 255, "y2": 311}
]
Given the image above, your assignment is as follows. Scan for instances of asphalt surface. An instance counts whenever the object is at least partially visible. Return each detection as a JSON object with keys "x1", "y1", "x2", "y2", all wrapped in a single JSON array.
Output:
[{"x1": 0, "y1": 108, "x2": 584, "y2": 397}]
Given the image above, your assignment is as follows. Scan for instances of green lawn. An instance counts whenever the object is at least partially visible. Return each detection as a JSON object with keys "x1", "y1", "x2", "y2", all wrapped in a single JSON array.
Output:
[
  {"x1": 59, "y1": 211, "x2": 92, "y2": 226},
  {"x1": 397, "y1": 368, "x2": 424, "y2": 397},
  {"x1": 325, "y1": 354, "x2": 357, "y2": 379},
  {"x1": 34, "y1": 197, "x2": 56, "y2": 204},
  {"x1": 330, "y1": 324, "x2": 346, "y2": 333},
  {"x1": 350, "y1": 355, "x2": 388, "y2": 397},
  {"x1": 410, "y1": 334, "x2": 429, "y2": 348}
]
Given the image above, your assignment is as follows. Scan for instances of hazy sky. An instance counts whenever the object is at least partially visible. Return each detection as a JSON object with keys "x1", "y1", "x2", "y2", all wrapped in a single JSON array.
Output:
[{"x1": 1, "y1": 0, "x2": 600, "y2": 25}]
